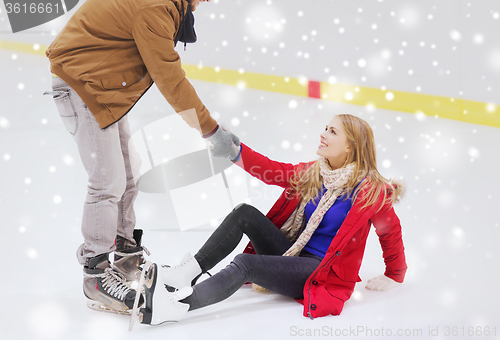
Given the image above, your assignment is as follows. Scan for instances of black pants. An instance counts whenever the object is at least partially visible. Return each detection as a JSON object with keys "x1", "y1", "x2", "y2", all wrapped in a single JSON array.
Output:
[{"x1": 182, "y1": 204, "x2": 322, "y2": 311}]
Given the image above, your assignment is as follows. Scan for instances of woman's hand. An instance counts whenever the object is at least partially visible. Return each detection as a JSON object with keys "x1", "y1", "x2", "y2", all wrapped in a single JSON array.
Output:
[{"x1": 365, "y1": 275, "x2": 400, "y2": 291}]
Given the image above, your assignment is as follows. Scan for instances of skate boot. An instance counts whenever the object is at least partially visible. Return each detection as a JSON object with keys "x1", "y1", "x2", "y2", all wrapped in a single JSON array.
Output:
[
  {"x1": 84, "y1": 253, "x2": 144, "y2": 315},
  {"x1": 129, "y1": 263, "x2": 192, "y2": 330},
  {"x1": 161, "y1": 253, "x2": 202, "y2": 290},
  {"x1": 114, "y1": 229, "x2": 150, "y2": 282}
]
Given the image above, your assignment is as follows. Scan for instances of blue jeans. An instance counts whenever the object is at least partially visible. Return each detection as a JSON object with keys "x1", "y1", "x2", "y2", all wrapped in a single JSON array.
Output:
[
  {"x1": 49, "y1": 76, "x2": 141, "y2": 265},
  {"x1": 183, "y1": 204, "x2": 322, "y2": 311}
]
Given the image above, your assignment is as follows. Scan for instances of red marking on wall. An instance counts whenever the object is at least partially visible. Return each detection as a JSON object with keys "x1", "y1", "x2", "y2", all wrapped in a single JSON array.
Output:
[{"x1": 308, "y1": 81, "x2": 321, "y2": 99}]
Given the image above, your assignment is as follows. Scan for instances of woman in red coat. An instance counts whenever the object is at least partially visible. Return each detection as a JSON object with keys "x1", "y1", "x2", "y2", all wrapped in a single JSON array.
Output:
[{"x1": 131, "y1": 114, "x2": 407, "y2": 327}]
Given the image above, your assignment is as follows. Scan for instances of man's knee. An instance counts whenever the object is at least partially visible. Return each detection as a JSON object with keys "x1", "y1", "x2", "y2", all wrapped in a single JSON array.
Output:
[{"x1": 86, "y1": 173, "x2": 127, "y2": 203}]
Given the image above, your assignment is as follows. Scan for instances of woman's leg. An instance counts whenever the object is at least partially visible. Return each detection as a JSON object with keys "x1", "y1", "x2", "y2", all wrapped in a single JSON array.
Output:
[
  {"x1": 179, "y1": 204, "x2": 322, "y2": 310},
  {"x1": 183, "y1": 253, "x2": 321, "y2": 311},
  {"x1": 194, "y1": 203, "x2": 294, "y2": 273}
]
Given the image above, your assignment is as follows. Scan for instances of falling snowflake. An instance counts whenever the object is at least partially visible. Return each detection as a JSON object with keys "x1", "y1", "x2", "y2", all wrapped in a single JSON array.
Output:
[
  {"x1": 231, "y1": 118, "x2": 240, "y2": 126},
  {"x1": 449, "y1": 30, "x2": 462, "y2": 42},
  {"x1": 0, "y1": 117, "x2": 10, "y2": 129},
  {"x1": 452, "y1": 226, "x2": 464, "y2": 238},
  {"x1": 473, "y1": 33, "x2": 485, "y2": 45},
  {"x1": 328, "y1": 76, "x2": 337, "y2": 84},
  {"x1": 293, "y1": 143, "x2": 303, "y2": 152},
  {"x1": 467, "y1": 147, "x2": 480, "y2": 159},
  {"x1": 486, "y1": 103, "x2": 496, "y2": 113},
  {"x1": 26, "y1": 248, "x2": 38, "y2": 259},
  {"x1": 415, "y1": 111, "x2": 427, "y2": 122},
  {"x1": 62, "y1": 154, "x2": 75, "y2": 166}
]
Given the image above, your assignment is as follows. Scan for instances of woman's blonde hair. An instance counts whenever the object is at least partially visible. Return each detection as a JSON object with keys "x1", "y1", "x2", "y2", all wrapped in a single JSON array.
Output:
[{"x1": 290, "y1": 114, "x2": 395, "y2": 211}]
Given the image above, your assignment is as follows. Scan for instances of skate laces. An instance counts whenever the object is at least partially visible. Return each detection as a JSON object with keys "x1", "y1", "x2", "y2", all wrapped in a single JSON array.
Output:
[
  {"x1": 86, "y1": 268, "x2": 131, "y2": 300},
  {"x1": 101, "y1": 268, "x2": 131, "y2": 300}
]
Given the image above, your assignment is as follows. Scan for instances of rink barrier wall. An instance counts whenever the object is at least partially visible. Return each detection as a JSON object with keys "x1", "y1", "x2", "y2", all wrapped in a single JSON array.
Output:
[
  {"x1": 182, "y1": 64, "x2": 500, "y2": 129},
  {"x1": 2, "y1": 40, "x2": 499, "y2": 129}
]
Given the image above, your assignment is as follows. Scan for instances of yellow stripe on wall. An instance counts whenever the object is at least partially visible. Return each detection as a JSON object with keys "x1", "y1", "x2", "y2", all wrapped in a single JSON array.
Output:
[
  {"x1": 319, "y1": 83, "x2": 500, "y2": 128},
  {"x1": 2, "y1": 40, "x2": 499, "y2": 128},
  {"x1": 182, "y1": 66, "x2": 500, "y2": 128},
  {"x1": 0, "y1": 40, "x2": 47, "y2": 56},
  {"x1": 183, "y1": 64, "x2": 309, "y2": 97}
]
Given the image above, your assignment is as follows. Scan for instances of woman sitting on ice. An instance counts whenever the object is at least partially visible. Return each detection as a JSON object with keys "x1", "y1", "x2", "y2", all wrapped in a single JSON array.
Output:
[{"x1": 132, "y1": 113, "x2": 407, "y2": 326}]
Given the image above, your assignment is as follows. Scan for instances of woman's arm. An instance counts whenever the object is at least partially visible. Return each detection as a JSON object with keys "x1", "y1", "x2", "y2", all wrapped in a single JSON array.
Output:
[
  {"x1": 370, "y1": 203, "x2": 407, "y2": 284},
  {"x1": 233, "y1": 143, "x2": 311, "y2": 188}
]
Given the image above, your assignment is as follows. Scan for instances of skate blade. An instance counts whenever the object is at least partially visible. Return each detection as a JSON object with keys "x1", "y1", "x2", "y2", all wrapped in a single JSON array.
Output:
[
  {"x1": 129, "y1": 260, "x2": 153, "y2": 331},
  {"x1": 87, "y1": 300, "x2": 132, "y2": 316}
]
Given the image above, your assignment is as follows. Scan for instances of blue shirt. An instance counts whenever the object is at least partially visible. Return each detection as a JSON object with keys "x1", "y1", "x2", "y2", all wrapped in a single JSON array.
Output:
[{"x1": 303, "y1": 184, "x2": 357, "y2": 258}]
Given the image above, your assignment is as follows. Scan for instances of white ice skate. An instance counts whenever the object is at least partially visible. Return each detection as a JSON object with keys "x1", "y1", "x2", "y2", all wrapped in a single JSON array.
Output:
[
  {"x1": 129, "y1": 262, "x2": 192, "y2": 331},
  {"x1": 161, "y1": 253, "x2": 202, "y2": 289}
]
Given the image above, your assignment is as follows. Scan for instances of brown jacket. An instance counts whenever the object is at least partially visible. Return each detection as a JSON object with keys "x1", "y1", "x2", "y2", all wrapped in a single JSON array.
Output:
[{"x1": 46, "y1": 0, "x2": 217, "y2": 135}]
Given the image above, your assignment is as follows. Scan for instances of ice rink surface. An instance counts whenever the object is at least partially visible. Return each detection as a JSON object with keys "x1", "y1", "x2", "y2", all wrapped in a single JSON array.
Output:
[{"x1": 1, "y1": 1, "x2": 500, "y2": 339}]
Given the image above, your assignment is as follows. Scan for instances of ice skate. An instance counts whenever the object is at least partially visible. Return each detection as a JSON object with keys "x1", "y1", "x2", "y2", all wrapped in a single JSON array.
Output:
[
  {"x1": 129, "y1": 262, "x2": 192, "y2": 330},
  {"x1": 114, "y1": 229, "x2": 151, "y2": 282},
  {"x1": 84, "y1": 253, "x2": 144, "y2": 315},
  {"x1": 161, "y1": 253, "x2": 202, "y2": 290}
]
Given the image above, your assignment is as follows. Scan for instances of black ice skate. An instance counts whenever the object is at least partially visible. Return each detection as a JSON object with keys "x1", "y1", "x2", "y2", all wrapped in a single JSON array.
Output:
[
  {"x1": 84, "y1": 253, "x2": 144, "y2": 315},
  {"x1": 114, "y1": 229, "x2": 151, "y2": 282}
]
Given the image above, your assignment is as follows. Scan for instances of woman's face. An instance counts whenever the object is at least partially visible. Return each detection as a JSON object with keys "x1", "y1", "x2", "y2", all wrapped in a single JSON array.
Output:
[{"x1": 317, "y1": 117, "x2": 350, "y2": 169}]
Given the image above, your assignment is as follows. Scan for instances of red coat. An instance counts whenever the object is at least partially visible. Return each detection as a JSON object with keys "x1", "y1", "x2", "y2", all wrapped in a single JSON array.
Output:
[{"x1": 234, "y1": 144, "x2": 407, "y2": 318}]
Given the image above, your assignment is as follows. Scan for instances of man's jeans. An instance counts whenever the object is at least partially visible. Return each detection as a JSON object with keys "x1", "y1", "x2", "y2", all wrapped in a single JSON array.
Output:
[
  {"x1": 50, "y1": 76, "x2": 141, "y2": 265},
  {"x1": 183, "y1": 204, "x2": 322, "y2": 310}
]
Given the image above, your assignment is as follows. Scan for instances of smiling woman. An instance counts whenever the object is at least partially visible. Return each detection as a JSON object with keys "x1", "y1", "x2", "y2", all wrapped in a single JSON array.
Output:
[
  {"x1": 290, "y1": 114, "x2": 397, "y2": 211},
  {"x1": 317, "y1": 116, "x2": 351, "y2": 170},
  {"x1": 130, "y1": 113, "x2": 407, "y2": 326}
]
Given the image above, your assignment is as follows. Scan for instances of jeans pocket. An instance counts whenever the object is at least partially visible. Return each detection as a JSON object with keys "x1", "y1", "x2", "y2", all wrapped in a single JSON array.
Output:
[{"x1": 52, "y1": 90, "x2": 79, "y2": 136}]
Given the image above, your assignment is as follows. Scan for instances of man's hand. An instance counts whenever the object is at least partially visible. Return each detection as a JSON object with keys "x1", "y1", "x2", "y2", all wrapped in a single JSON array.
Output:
[{"x1": 205, "y1": 125, "x2": 240, "y2": 160}]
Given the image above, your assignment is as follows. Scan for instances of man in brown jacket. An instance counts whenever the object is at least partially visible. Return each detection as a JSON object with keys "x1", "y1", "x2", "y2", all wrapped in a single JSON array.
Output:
[{"x1": 45, "y1": 0, "x2": 239, "y2": 313}]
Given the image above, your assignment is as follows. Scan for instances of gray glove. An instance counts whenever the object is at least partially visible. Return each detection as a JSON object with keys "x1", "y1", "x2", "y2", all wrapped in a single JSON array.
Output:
[{"x1": 205, "y1": 125, "x2": 241, "y2": 160}]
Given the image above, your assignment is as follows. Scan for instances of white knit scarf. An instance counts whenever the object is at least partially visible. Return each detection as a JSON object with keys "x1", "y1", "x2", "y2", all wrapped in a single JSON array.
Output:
[{"x1": 282, "y1": 158, "x2": 355, "y2": 257}]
